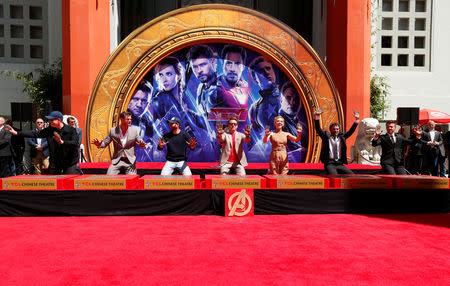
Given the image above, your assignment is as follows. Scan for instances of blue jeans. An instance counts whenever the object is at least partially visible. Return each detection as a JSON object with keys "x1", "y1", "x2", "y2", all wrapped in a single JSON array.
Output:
[{"x1": 161, "y1": 160, "x2": 192, "y2": 175}]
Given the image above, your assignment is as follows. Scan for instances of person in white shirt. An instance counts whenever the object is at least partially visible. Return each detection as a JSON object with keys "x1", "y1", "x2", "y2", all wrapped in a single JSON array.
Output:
[
  {"x1": 423, "y1": 121, "x2": 444, "y2": 176},
  {"x1": 314, "y1": 108, "x2": 360, "y2": 174},
  {"x1": 92, "y1": 111, "x2": 146, "y2": 175},
  {"x1": 27, "y1": 118, "x2": 50, "y2": 175}
]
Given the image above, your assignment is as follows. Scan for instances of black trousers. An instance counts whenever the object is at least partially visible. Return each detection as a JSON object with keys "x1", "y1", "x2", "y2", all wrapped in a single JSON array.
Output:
[
  {"x1": 409, "y1": 154, "x2": 424, "y2": 175},
  {"x1": 324, "y1": 161, "x2": 354, "y2": 175},
  {"x1": 48, "y1": 164, "x2": 83, "y2": 175},
  {"x1": 381, "y1": 162, "x2": 407, "y2": 175},
  {"x1": 425, "y1": 150, "x2": 438, "y2": 176},
  {"x1": 0, "y1": 156, "x2": 12, "y2": 178}
]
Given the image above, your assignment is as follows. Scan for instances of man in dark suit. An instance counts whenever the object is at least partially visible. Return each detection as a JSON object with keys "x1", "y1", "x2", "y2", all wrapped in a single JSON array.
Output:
[
  {"x1": 314, "y1": 108, "x2": 359, "y2": 174},
  {"x1": 0, "y1": 117, "x2": 12, "y2": 178},
  {"x1": 5, "y1": 119, "x2": 25, "y2": 175},
  {"x1": 93, "y1": 111, "x2": 147, "y2": 175},
  {"x1": 27, "y1": 118, "x2": 49, "y2": 175},
  {"x1": 372, "y1": 120, "x2": 422, "y2": 175},
  {"x1": 422, "y1": 121, "x2": 444, "y2": 176},
  {"x1": 7, "y1": 111, "x2": 82, "y2": 175}
]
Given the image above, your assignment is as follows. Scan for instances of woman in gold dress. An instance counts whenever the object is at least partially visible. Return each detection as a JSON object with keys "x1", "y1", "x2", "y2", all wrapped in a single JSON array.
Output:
[{"x1": 263, "y1": 116, "x2": 302, "y2": 175}]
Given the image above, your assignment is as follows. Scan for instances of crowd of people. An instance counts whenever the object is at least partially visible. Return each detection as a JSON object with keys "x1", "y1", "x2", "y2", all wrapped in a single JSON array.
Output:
[
  {"x1": 0, "y1": 111, "x2": 85, "y2": 177},
  {"x1": 1, "y1": 108, "x2": 449, "y2": 178}
]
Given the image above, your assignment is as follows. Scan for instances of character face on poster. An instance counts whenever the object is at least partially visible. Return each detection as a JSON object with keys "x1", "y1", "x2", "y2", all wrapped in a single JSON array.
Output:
[{"x1": 127, "y1": 43, "x2": 309, "y2": 163}]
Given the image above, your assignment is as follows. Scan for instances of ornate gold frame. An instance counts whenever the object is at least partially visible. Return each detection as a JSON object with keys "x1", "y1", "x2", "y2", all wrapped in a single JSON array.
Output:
[{"x1": 86, "y1": 4, "x2": 344, "y2": 163}]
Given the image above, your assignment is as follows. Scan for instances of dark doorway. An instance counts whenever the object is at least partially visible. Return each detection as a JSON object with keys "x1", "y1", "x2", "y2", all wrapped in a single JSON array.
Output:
[{"x1": 120, "y1": 0, "x2": 313, "y2": 44}]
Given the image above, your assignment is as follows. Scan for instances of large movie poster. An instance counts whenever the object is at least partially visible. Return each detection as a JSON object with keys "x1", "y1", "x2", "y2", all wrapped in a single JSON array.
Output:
[{"x1": 126, "y1": 44, "x2": 309, "y2": 163}]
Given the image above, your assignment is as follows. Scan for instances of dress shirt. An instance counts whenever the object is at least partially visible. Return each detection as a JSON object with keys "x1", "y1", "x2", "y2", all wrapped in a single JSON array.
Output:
[{"x1": 329, "y1": 136, "x2": 341, "y2": 160}]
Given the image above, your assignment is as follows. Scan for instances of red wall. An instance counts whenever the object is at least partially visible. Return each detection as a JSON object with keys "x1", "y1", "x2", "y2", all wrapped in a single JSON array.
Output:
[
  {"x1": 326, "y1": 0, "x2": 371, "y2": 149},
  {"x1": 62, "y1": 0, "x2": 110, "y2": 144}
]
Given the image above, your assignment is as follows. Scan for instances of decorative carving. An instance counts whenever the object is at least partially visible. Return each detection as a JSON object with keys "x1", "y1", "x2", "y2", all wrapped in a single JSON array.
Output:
[
  {"x1": 181, "y1": 0, "x2": 253, "y2": 8},
  {"x1": 351, "y1": 118, "x2": 381, "y2": 165},
  {"x1": 85, "y1": 4, "x2": 343, "y2": 163}
]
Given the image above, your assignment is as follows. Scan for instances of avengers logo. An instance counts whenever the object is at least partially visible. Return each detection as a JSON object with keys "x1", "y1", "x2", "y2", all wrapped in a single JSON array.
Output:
[{"x1": 227, "y1": 189, "x2": 253, "y2": 217}]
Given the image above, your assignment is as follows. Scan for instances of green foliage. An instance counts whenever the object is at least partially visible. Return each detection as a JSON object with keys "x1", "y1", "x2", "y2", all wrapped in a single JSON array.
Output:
[
  {"x1": 1, "y1": 59, "x2": 62, "y2": 117},
  {"x1": 370, "y1": 74, "x2": 390, "y2": 120}
]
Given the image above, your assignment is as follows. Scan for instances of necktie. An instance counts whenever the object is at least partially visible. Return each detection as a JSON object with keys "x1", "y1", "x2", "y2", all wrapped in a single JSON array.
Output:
[{"x1": 390, "y1": 135, "x2": 395, "y2": 144}]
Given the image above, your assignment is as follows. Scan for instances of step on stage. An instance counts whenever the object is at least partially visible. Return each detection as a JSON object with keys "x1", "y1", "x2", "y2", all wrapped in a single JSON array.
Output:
[{"x1": 1, "y1": 165, "x2": 448, "y2": 217}]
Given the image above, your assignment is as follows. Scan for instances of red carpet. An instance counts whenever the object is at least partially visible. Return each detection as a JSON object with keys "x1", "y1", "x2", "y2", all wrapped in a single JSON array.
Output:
[{"x1": 0, "y1": 214, "x2": 449, "y2": 285}]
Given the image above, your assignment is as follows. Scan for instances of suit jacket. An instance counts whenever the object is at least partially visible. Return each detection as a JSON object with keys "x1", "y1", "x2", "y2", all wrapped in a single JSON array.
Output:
[
  {"x1": 100, "y1": 125, "x2": 142, "y2": 165},
  {"x1": 422, "y1": 130, "x2": 445, "y2": 156},
  {"x1": 372, "y1": 133, "x2": 417, "y2": 165},
  {"x1": 75, "y1": 127, "x2": 82, "y2": 146},
  {"x1": 19, "y1": 124, "x2": 79, "y2": 170},
  {"x1": 17, "y1": 124, "x2": 79, "y2": 171},
  {"x1": 0, "y1": 127, "x2": 12, "y2": 157},
  {"x1": 315, "y1": 119, "x2": 358, "y2": 164},
  {"x1": 27, "y1": 135, "x2": 49, "y2": 158},
  {"x1": 218, "y1": 131, "x2": 249, "y2": 167}
]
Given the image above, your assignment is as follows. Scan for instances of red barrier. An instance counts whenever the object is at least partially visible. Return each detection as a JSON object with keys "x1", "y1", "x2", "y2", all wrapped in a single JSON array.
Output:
[
  {"x1": 71, "y1": 175, "x2": 140, "y2": 190},
  {"x1": 139, "y1": 175, "x2": 201, "y2": 189},
  {"x1": 1, "y1": 175, "x2": 78, "y2": 190},
  {"x1": 379, "y1": 175, "x2": 449, "y2": 189},
  {"x1": 264, "y1": 175, "x2": 329, "y2": 189},
  {"x1": 204, "y1": 175, "x2": 265, "y2": 189},
  {"x1": 323, "y1": 174, "x2": 393, "y2": 189}
]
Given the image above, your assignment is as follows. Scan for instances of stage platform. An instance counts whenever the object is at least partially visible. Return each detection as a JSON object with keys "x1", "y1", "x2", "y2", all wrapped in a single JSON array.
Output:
[
  {"x1": 0, "y1": 174, "x2": 448, "y2": 217},
  {"x1": 79, "y1": 162, "x2": 382, "y2": 176}
]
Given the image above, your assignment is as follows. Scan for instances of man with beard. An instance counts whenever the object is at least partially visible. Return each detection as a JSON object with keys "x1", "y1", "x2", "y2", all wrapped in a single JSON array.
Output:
[
  {"x1": 7, "y1": 111, "x2": 82, "y2": 175},
  {"x1": 157, "y1": 117, "x2": 197, "y2": 175},
  {"x1": 92, "y1": 111, "x2": 147, "y2": 175},
  {"x1": 216, "y1": 45, "x2": 250, "y2": 127},
  {"x1": 279, "y1": 81, "x2": 308, "y2": 162},
  {"x1": 128, "y1": 81, "x2": 154, "y2": 139},
  {"x1": 186, "y1": 45, "x2": 218, "y2": 115},
  {"x1": 372, "y1": 120, "x2": 423, "y2": 175},
  {"x1": 186, "y1": 45, "x2": 220, "y2": 161},
  {"x1": 248, "y1": 56, "x2": 281, "y2": 138},
  {"x1": 27, "y1": 118, "x2": 49, "y2": 174},
  {"x1": 217, "y1": 117, "x2": 251, "y2": 175},
  {"x1": 315, "y1": 108, "x2": 360, "y2": 174},
  {"x1": 127, "y1": 81, "x2": 156, "y2": 161}
]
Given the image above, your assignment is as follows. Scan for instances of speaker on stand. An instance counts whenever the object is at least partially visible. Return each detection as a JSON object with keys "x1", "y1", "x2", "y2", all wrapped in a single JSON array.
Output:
[{"x1": 397, "y1": 107, "x2": 419, "y2": 126}]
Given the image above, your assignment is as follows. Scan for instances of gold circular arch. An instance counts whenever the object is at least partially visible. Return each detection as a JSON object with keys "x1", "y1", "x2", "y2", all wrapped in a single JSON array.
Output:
[{"x1": 86, "y1": 4, "x2": 343, "y2": 163}]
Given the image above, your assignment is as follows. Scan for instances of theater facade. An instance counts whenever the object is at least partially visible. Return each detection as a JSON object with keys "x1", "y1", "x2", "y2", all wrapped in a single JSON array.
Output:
[{"x1": 62, "y1": 1, "x2": 371, "y2": 163}]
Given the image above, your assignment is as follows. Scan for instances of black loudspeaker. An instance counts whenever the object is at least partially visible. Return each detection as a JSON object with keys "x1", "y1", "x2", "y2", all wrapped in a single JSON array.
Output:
[
  {"x1": 20, "y1": 103, "x2": 34, "y2": 121},
  {"x1": 10, "y1": 102, "x2": 35, "y2": 122},
  {"x1": 11, "y1": 103, "x2": 21, "y2": 121},
  {"x1": 397, "y1": 107, "x2": 419, "y2": 125}
]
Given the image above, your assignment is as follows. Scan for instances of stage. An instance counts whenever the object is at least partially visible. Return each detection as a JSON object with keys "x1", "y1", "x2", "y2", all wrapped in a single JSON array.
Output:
[
  {"x1": 0, "y1": 169, "x2": 448, "y2": 216},
  {"x1": 78, "y1": 162, "x2": 382, "y2": 175}
]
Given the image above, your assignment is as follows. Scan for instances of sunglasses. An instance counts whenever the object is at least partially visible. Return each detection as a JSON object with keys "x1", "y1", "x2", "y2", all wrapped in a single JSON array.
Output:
[{"x1": 228, "y1": 123, "x2": 238, "y2": 126}]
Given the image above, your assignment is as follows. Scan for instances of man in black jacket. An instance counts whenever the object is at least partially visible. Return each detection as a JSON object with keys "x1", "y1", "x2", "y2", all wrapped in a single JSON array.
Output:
[
  {"x1": 6, "y1": 119, "x2": 25, "y2": 175},
  {"x1": 27, "y1": 118, "x2": 50, "y2": 174},
  {"x1": 7, "y1": 111, "x2": 81, "y2": 175},
  {"x1": 315, "y1": 108, "x2": 360, "y2": 174},
  {"x1": 0, "y1": 117, "x2": 12, "y2": 178},
  {"x1": 372, "y1": 120, "x2": 422, "y2": 175}
]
